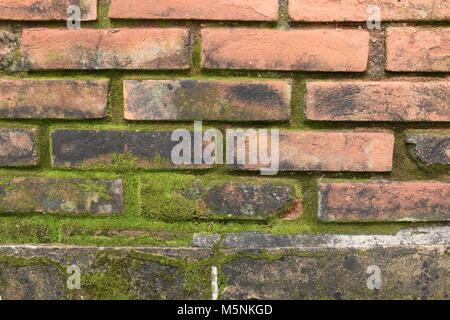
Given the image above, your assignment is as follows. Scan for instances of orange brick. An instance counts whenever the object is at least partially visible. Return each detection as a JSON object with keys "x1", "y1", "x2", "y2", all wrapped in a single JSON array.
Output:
[
  {"x1": 289, "y1": 0, "x2": 450, "y2": 22},
  {"x1": 319, "y1": 182, "x2": 450, "y2": 222},
  {"x1": 386, "y1": 27, "x2": 450, "y2": 72},
  {"x1": 201, "y1": 28, "x2": 369, "y2": 72},
  {"x1": 306, "y1": 81, "x2": 450, "y2": 122},
  {"x1": 109, "y1": 0, "x2": 278, "y2": 21},
  {"x1": 22, "y1": 28, "x2": 190, "y2": 70},
  {"x1": 0, "y1": 0, "x2": 97, "y2": 20},
  {"x1": 231, "y1": 131, "x2": 394, "y2": 172}
]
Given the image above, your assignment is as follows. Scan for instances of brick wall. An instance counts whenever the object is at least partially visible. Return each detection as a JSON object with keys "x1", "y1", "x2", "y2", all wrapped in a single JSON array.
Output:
[{"x1": 0, "y1": 0, "x2": 448, "y2": 300}]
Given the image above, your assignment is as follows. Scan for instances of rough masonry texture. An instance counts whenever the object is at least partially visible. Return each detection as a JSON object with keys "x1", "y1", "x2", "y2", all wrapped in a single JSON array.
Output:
[
  {"x1": 318, "y1": 182, "x2": 450, "y2": 222},
  {"x1": 0, "y1": 177, "x2": 124, "y2": 214},
  {"x1": 202, "y1": 28, "x2": 370, "y2": 71},
  {"x1": 306, "y1": 81, "x2": 450, "y2": 122},
  {"x1": 0, "y1": 80, "x2": 108, "y2": 119},
  {"x1": 22, "y1": 28, "x2": 190, "y2": 70},
  {"x1": 0, "y1": 0, "x2": 97, "y2": 20},
  {"x1": 386, "y1": 27, "x2": 450, "y2": 72},
  {"x1": 0, "y1": 128, "x2": 37, "y2": 166},
  {"x1": 0, "y1": 0, "x2": 449, "y2": 301},
  {"x1": 109, "y1": 0, "x2": 279, "y2": 21},
  {"x1": 124, "y1": 79, "x2": 291, "y2": 121}
]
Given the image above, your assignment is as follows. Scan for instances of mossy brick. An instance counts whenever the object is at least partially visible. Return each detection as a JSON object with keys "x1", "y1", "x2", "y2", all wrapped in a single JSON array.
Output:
[
  {"x1": 0, "y1": 128, "x2": 37, "y2": 166},
  {"x1": 0, "y1": 28, "x2": 20, "y2": 71},
  {"x1": 51, "y1": 129, "x2": 214, "y2": 170},
  {"x1": 124, "y1": 79, "x2": 291, "y2": 121},
  {"x1": 201, "y1": 28, "x2": 369, "y2": 71},
  {"x1": 140, "y1": 173, "x2": 301, "y2": 221},
  {"x1": 109, "y1": 0, "x2": 279, "y2": 21},
  {"x1": 221, "y1": 246, "x2": 450, "y2": 300},
  {"x1": 22, "y1": 28, "x2": 190, "y2": 70},
  {"x1": 0, "y1": 245, "x2": 211, "y2": 300},
  {"x1": 0, "y1": 80, "x2": 108, "y2": 119},
  {"x1": 386, "y1": 27, "x2": 450, "y2": 72},
  {"x1": 289, "y1": 0, "x2": 450, "y2": 22},
  {"x1": 231, "y1": 131, "x2": 395, "y2": 172},
  {"x1": 0, "y1": 177, "x2": 124, "y2": 214},
  {"x1": 0, "y1": 0, "x2": 97, "y2": 20},
  {"x1": 306, "y1": 81, "x2": 450, "y2": 122},
  {"x1": 318, "y1": 181, "x2": 450, "y2": 222},
  {"x1": 406, "y1": 132, "x2": 450, "y2": 166}
]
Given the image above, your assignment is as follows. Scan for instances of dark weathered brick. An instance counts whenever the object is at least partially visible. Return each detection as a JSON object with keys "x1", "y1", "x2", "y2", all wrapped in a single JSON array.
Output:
[
  {"x1": 318, "y1": 182, "x2": 450, "y2": 222},
  {"x1": 0, "y1": 246, "x2": 210, "y2": 300},
  {"x1": 0, "y1": 128, "x2": 37, "y2": 166},
  {"x1": 140, "y1": 174, "x2": 301, "y2": 221},
  {"x1": 23, "y1": 28, "x2": 190, "y2": 70},
  {"x1": 51, "y1": 130, "x2": 214, "y2": 169},
  {"x1": 306, "y1": 81, "x2": 450, "y2": 122},
  {"x1": 0, "y1": 0, "x2": 97, "y2": 20},
  {"x1": 0, "y1": 80, "x2": 108, "y2": 119},
  {"x1": 222, "y1": 247, "x2": 450, "y2": 300},
  {"x1": 202, "y1": 28, "x2": 369, "y2": 71},
  {"x1": 0, "y1": 177, "x2": 124, "y2": 214},
  {"x1": 124, "y1": 79, "x2": 291, "y2": 121},
  {"x1": 406, "y1": 133, "x2": 450, "y2": 166}
]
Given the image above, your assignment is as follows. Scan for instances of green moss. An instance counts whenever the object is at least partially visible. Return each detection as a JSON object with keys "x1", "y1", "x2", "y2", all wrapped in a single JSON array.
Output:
[{"x1": 140, "y1": 172, "x2": 300, "y2": 222}]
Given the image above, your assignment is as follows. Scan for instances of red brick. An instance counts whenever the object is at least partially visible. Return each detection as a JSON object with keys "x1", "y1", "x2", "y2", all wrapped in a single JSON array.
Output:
[
  {"x1": 306, "y1": 81, "x2": 450, "y2": 122},
  {"x1": 0, "y1": 128, "x2": 37, "y2": 166},
  {"x1": 22, "y1": 28, "x2": 190, "y2": 70},
  {"x1": 386, "y1": 27, "x2": 450, "y2": 72},
  {"x1": 109, "y1": 0, "x2": 278, "y2": 21},
  {"x1": 0, "y1": 0, "x2": 97, "y2": 20},
  {"x1": 0, "y1": 80, "x2": 108, "y2": 119},
  {"x1": 201, "y1": 28, "x2": 369, "y2": 72},
  {"x1": 124, "y1": 79, "x2": 291, "y2": 121},
  {"x1": 289, "y1": 0, "x2": 450, "y2": 22},
  {"x1": 232, "y1": 131, "x2": 394, "y2": 172},
  {"x1": 319, "y1": 182, "x2": 450, "y2": 222}
]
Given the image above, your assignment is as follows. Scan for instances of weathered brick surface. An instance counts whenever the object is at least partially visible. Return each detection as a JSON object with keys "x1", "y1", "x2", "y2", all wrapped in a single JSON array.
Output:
[
  {"x1": 0, "y1": 128, "x2": 37, "y2": 166},
  {"x1": 109, "y1": 0, "x2": 278, "y2": 21},
  {"x1": 0, "y1": 0, "x2": 97, "y2": 21},
  {"x1": 289, "y1": 0, "x2": 450, "y2": 22},
  {"x1": 232, "y1": 131, "x2": 395, "y2": 172},
  {"x1": 222, "y1": 247, "x2": 450, "y2": 300},
  {"x1": 124, "y1": 79, "x2": 291, "y2": 121},
  {"x1": 0, "y1": 80, "x2": 108, "y2": 119},
  {"x1": 51, "y1": 130, "x2": 214, "y2": 169},
  {"x1": 201, "y1": 28, "x2": 370, "y2": 71},
  {"x1": 140, "y1": 174, "x2": 300, "y2": 220},
  {"x1": 22, "y1": 28, "x2": 190, "y2": 70},
  {"x1": 306, "y1": 81, "x2": 450, "y2": 122},
  {"x1": 386, "y1": 27, "x2": 450, "y2": 72},
  {"x1": 318, "y1": 182, "x2": 450, "y2": 222},
  {"x1": 406, "y1": 133, "x2": 450, "y2": 165},
  {"x1": 0, "y1": 178, "x2": 124, "y2": 214},
  {"x1": 0, "y1": 246, "x2": 210, "y2": 300}
]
